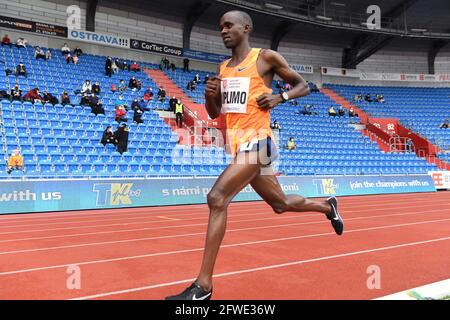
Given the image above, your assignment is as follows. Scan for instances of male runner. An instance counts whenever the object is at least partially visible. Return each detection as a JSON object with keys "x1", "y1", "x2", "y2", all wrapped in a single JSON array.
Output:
[{"x1": 166, "y1": 10, "x2": 343, "y2": 300}]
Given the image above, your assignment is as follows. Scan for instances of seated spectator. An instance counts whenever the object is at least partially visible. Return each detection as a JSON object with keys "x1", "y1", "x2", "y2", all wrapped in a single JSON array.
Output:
[
  {"x1": 131, "y1": 62, "x2": 140, "y2": 72},
  {"x1": 354, "y1": 93, "x2": 362, "y2": 102},
  {"x1": 115, "y1": 95, "x2": 125, "y2": 109},
  {"x1": 290, "y1": 99, "x2": 299, "y2": 106},
  {"x1": 157, "y1": 86, "x2": 166, "y2": 102},
  {"x1": 74, "y1": 46, "x2": 83, "y2": 56},
  {"x1": 348, "y1": 107, "x2": 358, "y2": 117},
  {"x1": 81, "y1": 80, "x2": 91, "y2": 95},
  {"x1": 0, "y1": 89, "x2": 10, "y2": 100},
  {"x1": 16, "y1": 62, "x2": 27, "y2": 77},
  {"x1": 112, "y1": 60, "x2": 119, "y2": 74},
  {"x1": 133, "y1": 105, "x2": 144, "y2": 124},
  {"x1": 193, "y1": 73, "x2": 201, "y2": 84},
  {"x1": 114, "y1": 123, "x2": 129, "y2": 154},
  {"x1": 115, "y1": 58, "x2": 123, "y2": 70},
  {"x1": 187, "y1": 80, "x2": 196, "y2": 92},
  {"x1": 115, "y1": 105, "x2": 127, "y2": 123},
  {"x1": 364, "y1": 93, "x2": 372, "y2": 102},
  {"x1": 73, "y1": 53, "x2": 79, "y2": 65},
  {"x1": 204, "y1": 74, "x2": 210, "y2": 84},
  {"x1": 61, "y1": 43, "x2": 70, "y2": 55},
  {"x1": 310, "y1": 82, "x2": 319, "y2": 93},
  {"x1": 23, "y1": 88, "x2": 42, "y2": 103},
  {"x1": 42, "y1": 91, "x2": 58, "y2": 105},
  {"x1": 10, "y1": 84, "x2": 22, "y2": 101},
  {"x1": 122, "y1": 61, "x2": 129, "y2": 71},
  {"x1": 440, "y1": 119, "x2": 449, "y2": 129},
  {"x1": 138, "y1": 98, "x2": 150, "y2": 112},
  {"x1": 284, "y1": 83, "x2": 292, "y2": 92},
  {"x1": 144, "y1": 87, "x2": 154, "y2": 101},
  {"x1": 136, "y1": 79, "x2": 142, "y2": 91},
  {"x1": 128, "y1": 76, "x2": 138, "y2": 91},
  {"x1": 110, "y1": 83, "x2": 117, "y2": 93},
  {"x1": 301, "y1": 104, "x2": 313, "y2": 115},
  {"x1": 118, "y1": 79, "x2": 127, "y2": 93},
  {"x1": 79, "y1": 93, "x2": 91, "y2": 106},
  {"x1": 66, "y1": 53, "x2": 74, "y2": 64},
  {"x1": 7, "y1": 149, "x2": 24, "y2": 174},
  {"x1": 1, "y1": 34, "x2": 11, "y2": 46},
  {"x1": 61, "y1": 90, "x2": 71, "y2": 106},
  {"x1": 275, "y1": 81, "x2": 283, "y2": 90},
  {"x1": 131, "y1": 98, "x2": 139, "y2": 110},
  {"x1": 271, "y1": 120, "x2": 281, "y2": 130},
  {"x1": 328, "y1": 106, "x2": 337, "y2": 117},
  {"x1": 376, "y1": 94, "x2": 385, "y2": 103},
  {"x1": 16, "y1": 37, "x2": 27, "y2": 48},
  {"x1": 90, "y1": 94, "x2": 105, "y2": 115},
  {"x1": 92, "y1": 82, "x2": 101, "y2": 95},
  {"x1": 286, "y1": 137, "x2": 297, "y2": 151},
  {"x1": 338, "y1": 106, "x2": 345, "y2": 117},
  {"x1": 101, "y1": 126, "x2": 117, "y2": 146},
  {"x1": 34, "y1": 46, "x2": 46, "y2": 60},
  {"x1": 45, "y1": 49, "x2": 52, "y2": 60}
]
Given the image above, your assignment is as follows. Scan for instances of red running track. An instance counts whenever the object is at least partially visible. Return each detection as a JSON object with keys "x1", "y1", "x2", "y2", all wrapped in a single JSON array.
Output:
[{"x1": 0, "y1": 192, "x2": 449, "y2": 300}]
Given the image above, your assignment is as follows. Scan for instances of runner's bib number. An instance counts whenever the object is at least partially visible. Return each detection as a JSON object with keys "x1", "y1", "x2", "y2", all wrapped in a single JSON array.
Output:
[{"x1": 221, "y1": 77, "x2": 250, "y2": 114}]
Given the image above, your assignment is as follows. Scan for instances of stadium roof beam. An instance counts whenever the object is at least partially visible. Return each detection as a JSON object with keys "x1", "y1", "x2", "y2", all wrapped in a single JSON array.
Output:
[
  {"x1": 342, "y1": 0, "x2": 418, "y2": 69},
  {"x1": 183, "y1": 0, "x2": 212, "y2": 49},
  {"x1": 86, "y1": 0, "x2": 98, "y2": 32},
  {"x1": 428, "y1": 40, "x2": 449, "y2": 74},
  {"x1": 270, "y1": 21, "x2": 296, "y2": 51}
]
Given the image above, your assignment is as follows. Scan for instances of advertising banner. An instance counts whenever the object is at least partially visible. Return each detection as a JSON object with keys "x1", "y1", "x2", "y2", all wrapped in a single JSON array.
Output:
[
  {"x1": 130, "y1": 38, "x2": 183, "y2": 56},
  {"x1": 183, "y1": 49, "x2": 229, "y2": 63},
  {"x1": 0, "y1": 175, "x2": 435, "y2": 214},
  {"x1": 429, "y1": 171, "x2": 450, "y2": 190},
  {"x1": 289, "y1": 64, "x2": 314, "y2": 74},
  {"x1": 68, "y1": 29, "x2": 130, "y2": 48}
]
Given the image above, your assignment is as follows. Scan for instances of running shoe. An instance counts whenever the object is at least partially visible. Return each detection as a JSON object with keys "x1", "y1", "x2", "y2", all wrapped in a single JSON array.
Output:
[
  {"x1": 165, "y1": 282, "x2": 212, "y2": 300},
  {"x1": 326, "y1": 197, "x2": 344, "y2": 235}
]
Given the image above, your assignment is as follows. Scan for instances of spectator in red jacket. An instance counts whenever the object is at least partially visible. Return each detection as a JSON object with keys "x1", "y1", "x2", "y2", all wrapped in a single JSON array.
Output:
[
  {"x1": 131, "y1": 62, "x2": 140, "y2": 72},
  {"x1": 115, "y1": 105, "x2": 127, "y2": 123},
  {"x1": 23, "y1": 88, "x2": 43, "y2": 103},
  {"x1": 1, "y1": 34, "x2": 11, "y2": 47}
]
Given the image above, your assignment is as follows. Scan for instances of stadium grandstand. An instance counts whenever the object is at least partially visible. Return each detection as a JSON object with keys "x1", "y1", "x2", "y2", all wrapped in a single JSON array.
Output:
[{"x1": 0, "y1": 0, "x2": 449, "y2": 304}]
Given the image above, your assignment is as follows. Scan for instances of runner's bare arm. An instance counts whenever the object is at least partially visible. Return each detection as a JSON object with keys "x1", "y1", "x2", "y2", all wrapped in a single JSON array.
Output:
[
  {"x1": 256, "y1": 49, "x2": 309, "y2": 110},
  {"x1": 205, "y1": 65, "x2": 222, "y2": 119}
]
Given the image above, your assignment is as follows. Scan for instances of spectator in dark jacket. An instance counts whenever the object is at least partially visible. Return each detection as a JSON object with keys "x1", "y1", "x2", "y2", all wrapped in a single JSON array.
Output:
[
  {"x1": 90, "y1": 94, "x2": 105, "y2": 115},
  {"x1": 114, "y1": 124, "x2": 129, "y2": 154},
  {"x1": 74, "y1": 46, "x2": 83, "y2": 56},
  {"x1": 42, "y1": 91, "x2": 58, "y2": 105},
  {"x1": 101, "y1": 126, "x2": 117, "y2": 146},
  {"x1": 92, "y1": 82, "x2": 101, "y2": 95},
  {"x1": 169, "y1": 96, "x2": 177, "y2": 113},
  {"x1": 34, "y1": 47, "x2": 46, "y2": 60},
  {"x1": 157, "y1": 87, "x2": 166, "y2": 102},
  {"x1": 128, "y1": 76, "x2": 138, "y2": 91},
  {"x1": 105, "y1": 56, "x2": 112, "y2": 77},
  {"x1": 10, "y1": 84, "x2": 22, "y2": 101},
  {"x1": 440, "y1": 119, "x2": 449, "y2": 129},
  {"x1": 61, "y1": 90, "x2": 71, "y2": 106},
  {"x1": 16, "y1": 62, "x2": 27, "y2": 77}
]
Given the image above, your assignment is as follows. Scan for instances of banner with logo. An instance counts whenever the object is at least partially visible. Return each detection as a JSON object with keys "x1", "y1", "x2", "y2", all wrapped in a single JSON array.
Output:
[
  {"x1": 183, "y1": 49, "x2": 229, "y2": 64},
  {"x1": 68, "y1": 29, "x2": 129, "y2": 48},
  {"x1": 289, "y1": 64, "x2": 314, "y2": 74},
  {"x1": 0, "y1": 175, "x2": 435, "y2": 214},
  {"x1": 34, "y1": 22, "x2": 67, "y2": 37},
  {"x1": 321, "y1": 66, "x2": 360, "y2": 78},
  {"x1": 130, "y1": 39, "x2": 183, "y2": 57},
  {"x1": 0, "y1": 15, "x2": 35, "y2": 32},
  {"x1": 429, "y1": 171, "x2": 450, "y2": 190}
]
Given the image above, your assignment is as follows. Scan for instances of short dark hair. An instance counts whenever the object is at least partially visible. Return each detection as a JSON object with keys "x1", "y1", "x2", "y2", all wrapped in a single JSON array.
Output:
[{"x1": 226, "y1": 10, "x2": 253, "y2": 31}]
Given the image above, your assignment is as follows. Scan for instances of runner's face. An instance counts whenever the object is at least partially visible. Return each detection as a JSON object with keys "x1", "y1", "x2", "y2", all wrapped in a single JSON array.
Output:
[{"x1": 220, "y1": 13, "x2": 248, "y2": 48}]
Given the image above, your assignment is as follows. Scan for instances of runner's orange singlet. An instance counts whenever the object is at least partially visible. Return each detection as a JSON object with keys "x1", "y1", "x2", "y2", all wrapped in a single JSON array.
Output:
[{"x1": 219, "y1": 48, "x2": 275, "y2": 155}]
